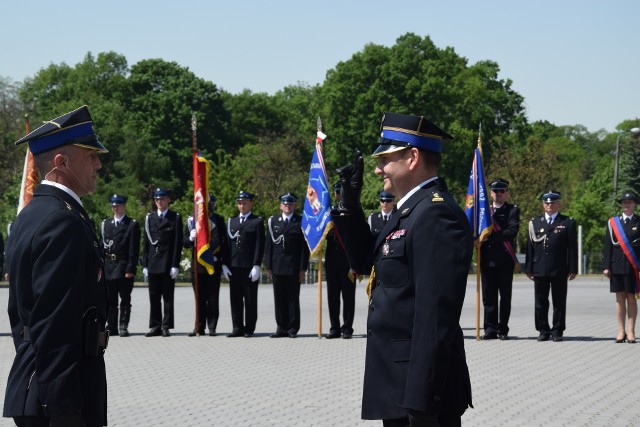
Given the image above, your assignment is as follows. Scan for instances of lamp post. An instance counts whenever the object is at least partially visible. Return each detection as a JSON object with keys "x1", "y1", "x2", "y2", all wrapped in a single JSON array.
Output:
[{"x1": 613, "y1": 127, "x2": 640, "y2": 203}]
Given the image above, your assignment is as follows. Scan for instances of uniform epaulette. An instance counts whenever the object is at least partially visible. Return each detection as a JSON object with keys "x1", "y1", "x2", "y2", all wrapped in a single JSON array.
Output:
[{"x1": 431, "y1": 191, "x2": 444, "y2": 202}]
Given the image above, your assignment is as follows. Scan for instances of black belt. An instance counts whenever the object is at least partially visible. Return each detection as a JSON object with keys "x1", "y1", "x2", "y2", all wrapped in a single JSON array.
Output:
[
  {"x1": 105, "y1": 253, "x2": 125, "y2": 261},
  {"x1": 23, "y1": 326, "x2": 109, "y2": 352}
]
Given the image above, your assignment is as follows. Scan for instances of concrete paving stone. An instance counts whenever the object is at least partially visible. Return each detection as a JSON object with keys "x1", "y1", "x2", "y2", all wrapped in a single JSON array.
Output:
[{"x1": 1, "y1": 275, "x2": 640, "y2": 426}]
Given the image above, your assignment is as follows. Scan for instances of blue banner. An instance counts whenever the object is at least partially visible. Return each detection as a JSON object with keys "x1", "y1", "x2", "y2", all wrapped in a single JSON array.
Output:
[
  {"x1": 302, "y1": 131, "x2": 333, "y2": 258},
  {"x1": 465, "y1": 144, "x2": 493, "y2": 241}
]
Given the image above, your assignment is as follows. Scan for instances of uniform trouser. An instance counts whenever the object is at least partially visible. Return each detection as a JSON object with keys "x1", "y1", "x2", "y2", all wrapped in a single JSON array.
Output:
[
  {"x1": 534, "y1": 275, "x2": 568, "y2": 336},
  {"x1": 382, "y1": 411, "x2": 462, "y2": 427},
  {"x1": 229, "y1": 267, "x2": 259, "y2": 334},
  {"x1": 106, "y1": 276, "x2": 134, "y2": 309},
  {"x1": 192, "y1": 266, "x2": 221, "y2": 332},
  {"x1": 326, "y1": 266, "x2": 355, "y2": 334},
  {"x1": 148, "y1": 273, "x2": 175, "y2": 329},
  {"x1": 272, "y1": 274, "x2": 301, "y2": 333},
  {"x1": 481, "y1": 266, "x2": 514, "y2": 335}
]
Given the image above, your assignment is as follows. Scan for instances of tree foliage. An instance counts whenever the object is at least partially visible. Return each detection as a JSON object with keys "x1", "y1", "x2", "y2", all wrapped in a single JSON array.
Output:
[{"x1": 0, "y1": 34, "x2": 636, "y2": 272}]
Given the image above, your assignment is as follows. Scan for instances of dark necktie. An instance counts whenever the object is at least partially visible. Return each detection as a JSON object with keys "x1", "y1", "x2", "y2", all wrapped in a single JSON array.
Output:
[
  {"x1": 115, "y1": 221, "x2": 119, "y2": 228},
  {"x1": 383, "y1": 215, "x2": 388, "y2": 223},
  {"x1": 240, "y1": 216, "x2": 245, "y2": 224},
  {"x1": 284, "y1": 218, "x2": 289, "y2": 226}
]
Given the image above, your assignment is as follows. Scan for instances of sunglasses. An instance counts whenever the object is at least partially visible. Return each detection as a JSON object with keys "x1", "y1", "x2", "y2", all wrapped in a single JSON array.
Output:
[
  {"x1": 380, "y1": 200, "x2": 393, "y2": 203},
  {"x1": 492, "y1": 189, "x2": 506, "y2": 194}
]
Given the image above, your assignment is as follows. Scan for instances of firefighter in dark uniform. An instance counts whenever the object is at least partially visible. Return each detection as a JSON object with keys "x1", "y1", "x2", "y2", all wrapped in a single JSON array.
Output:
[
  {"x1": 141, "y1": 188, "x2": 183, "y2": 337},
  {"x1": 602, "y1": 190, "x2": 640, "y2": 343},
  {"x1": 4, "y1": 106, "x2": 109, "y2": 426},
  {"x1": 101, "y1": 194, "x2": 140, "y2": 337},
  {"x1": 224, "y1": 190, "x2": 265, "y2": 337},
  {"x1": 526, "y1": 190, "x2": 578, "y2": 342},
  {"x1": 480, "y1": 178, "x2": 520, "y2": 340},
  {"x1": 331, "y1": 112, "x2": 473, "y2": 426},
  {"x1": 325, "y1": 182, "x2": 358, "y2": 339},
  {"x1": 265, "y1": 192, "x2": 310, "y2": 338},
  {"x1": 184, "y1": 193, "x2": 228, "y2": 336},
  {"x1": 368, "y1": 191, "x2": 397, "y2": 238}
]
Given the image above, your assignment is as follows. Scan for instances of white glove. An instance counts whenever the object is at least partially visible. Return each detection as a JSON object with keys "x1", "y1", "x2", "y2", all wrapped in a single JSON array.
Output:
[
  {"x1": 213, "y1": 256, "x2": 218, "y2": 262},
  {"x1": 143, "y1": 267, "x2": 148, "y2": 278},
  {"x1": 249, "y1": 265, "x2": 261, "y2": 282},
  {"x1": 222, "y1": 264, "x2": 232, "y2": 280},
  {"x1": 189, "y1": 229, "x2": 197, "y2": 241},
  {"x1": 170, "y1": 267, "x2": 179, "y2": 279}
]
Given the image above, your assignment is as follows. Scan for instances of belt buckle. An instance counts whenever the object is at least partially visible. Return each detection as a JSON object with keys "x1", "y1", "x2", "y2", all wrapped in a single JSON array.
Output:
[{"x1": 109, "y1": 254, "x2": 117, "y2": 261}]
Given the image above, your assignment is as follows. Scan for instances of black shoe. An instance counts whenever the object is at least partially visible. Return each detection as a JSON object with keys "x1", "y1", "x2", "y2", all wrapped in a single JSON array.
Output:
[
  {"x1": 227, "y1": 330, "x2": 243, "y2": 337},
  {"x1": 342, "y1": 331, "x2": 353, "y2": 339},
  {"x1": 145, "y1": 327, "x2": 161, "y2": 337},
  {"x1": 209, "y1": 330, "x2": 217, "y2": 337},
  {"x1": 498, "y1": 334, "x2": 509, "y2": 340},
  {"x1": 481, "y1": 333, "x2": 498, "y2": 340},
  {"x1": 326, "y1": 332, "x2": 340, "y2": 339},
  {"x1": 243, "y1": 332, "x2": 254, "y2": 338},
  {"x1": 188, "y1": 330, "x2": 205, "y2": 337},
  {"x1": 270, "y1": 331, "x2": 287, "y2": 338},
  {"x1": 119, "y1": 327, "x2": 130, "y2": 338},
  {"x1": 161, "y1": 328, "x2": 171, "y2": 337},
  {"x1": 552, "y1": 335, "x2": 563, "y2": 342},
  {"x1": 288, "y1": 332, "x2": 297, "y2": 338},
  {"x1": 537, "y1": 333, "x2": 550, "y2": 342}
]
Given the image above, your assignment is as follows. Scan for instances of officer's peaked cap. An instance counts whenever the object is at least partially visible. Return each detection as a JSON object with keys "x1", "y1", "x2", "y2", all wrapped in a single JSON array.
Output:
[
  {"x1": 153, "y1": 188, "x2": 170, "y2": 199},
  {"x1": 372, "y1": 112, "x2": 452, "y2": 157},
  {"x1": 110, "y1": 194, "x2": 128, "y2": 205},
  {"x1": 490, "y1": 178, "x2": 509, "y2": 190},
  {"x1": 280, "y1": 192, "x2": 297, "y2": 203},
  {"x1": 378, "y1": 191, "x2": 395, "y2": 201},
  {"x1": 541, "y1": 190, "x2": 561, "y2": 202},
  {"x1": 237, "y1": 190, "x2": 255, "y2": 201},
  {"x1": 15, "y1": 105, "x2": 108, "y2": 155}
]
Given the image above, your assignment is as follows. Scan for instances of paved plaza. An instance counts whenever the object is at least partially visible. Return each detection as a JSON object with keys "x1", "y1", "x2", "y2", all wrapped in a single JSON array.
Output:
[{"x1": 0, "y1": 275, "x2": 639, "y2": 426}]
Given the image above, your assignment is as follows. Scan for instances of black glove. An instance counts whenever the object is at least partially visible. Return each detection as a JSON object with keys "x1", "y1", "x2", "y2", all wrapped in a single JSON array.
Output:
[{"x1": 336, "y1": 150, "x2": 364, "y2": 212}]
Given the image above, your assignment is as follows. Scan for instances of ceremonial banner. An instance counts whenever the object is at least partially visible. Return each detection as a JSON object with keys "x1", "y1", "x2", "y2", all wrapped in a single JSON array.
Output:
[
  {"x1": 465, "y1": 142, "x2": 493, "y2": 241},
  {"x1": 302, "y1": 126, "x2": 333, "y2": 258},
  {"x1": 193, "y1": 151, "x2": 215, "y2": 274}
]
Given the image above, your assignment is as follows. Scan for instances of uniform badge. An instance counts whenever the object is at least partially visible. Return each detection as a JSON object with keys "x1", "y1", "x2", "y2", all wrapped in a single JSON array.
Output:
[
  {"x1": 540, "y1": 228, "x2": 545, "y2": 233},
  {"x1": 382, "y1": 241, "x2": 390, "y2": 256},
  {"x1": 401, "y1": 208, "x2": 410, "y2": 215},
  {"x1": 65, "y1": 201, "x2": 72, "y2": 210},
  {"x1": 432, "y1": 192, "x2": 444, "y2": 202}
]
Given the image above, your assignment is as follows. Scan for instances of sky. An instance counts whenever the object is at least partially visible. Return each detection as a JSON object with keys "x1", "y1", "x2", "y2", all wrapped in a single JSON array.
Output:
[{"x1": 2, "y1": 0, "x2": 639, "y2": 134}]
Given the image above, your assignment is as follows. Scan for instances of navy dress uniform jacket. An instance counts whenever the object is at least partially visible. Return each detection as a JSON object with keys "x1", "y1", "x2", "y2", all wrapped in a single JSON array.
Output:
[
  {"x1": 368, "y1": 208, "x2": 397, "y2": 238},
  {"x1": 4, "y1": 185, "x2": 108, "y2": 426},
  {"x1": 480, "y1": 203, "x2": 520, "y2": 269},
  {"x1": 142, "y1": 210, "x2": 183, "y2": 274},
  {"x1": 525, "y1": 214, "x2": 578, "y2": 277},
  {"x1": 264, "y1": 214, "x2": 310, "y2": 275},
  {"x1": 332, "y1": 180, "x2": 473, "y2": 420},
  {"x1": 602, "y1": 215, "x2": 640, "y2": 275},
  {"x1": 101, "y1": 215, "x2": 141, "y2": 280},
  {"x1": 227, "y1": 214, "x2": 265, "y2": 268}
]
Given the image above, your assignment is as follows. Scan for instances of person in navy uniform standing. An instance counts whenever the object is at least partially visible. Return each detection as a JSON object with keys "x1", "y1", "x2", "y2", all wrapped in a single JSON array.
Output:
[
  {"x1": 184, "y1": 193, "x2": 228, "y2": 336},
  {"x1": 265, "y1": 193, "x2": 310, "y2": 338},
  {"x1": 602, "y1": 191, "x2": 640, "y2": 343},
  {"x1": 526, "y1": 190, "x2": 578, "y2": 342},
  {"x1": 224, "y1": 191, "x2": 265, "y2": 337},
  {"x1": 101, "y1": 194, "x2": 141, "y2": 337},
  {"x1": 4, "y1": 106, "x2": 109, "y2": 427},
  {"x1": 480, "y1": 178, "x2": 520, "y2": 340},
  {"x1": 142, "y1": 188, "x2": 183, "y2": 337},
  {"x1": 332, "y1": 112, "x2": 473, "y2": 426},
  {"x1": 368, "y1": 191, "x2": 397, "y2": 238},
  {"x1": 325, "y1": 182, "x2": 358, "y2": 339}
]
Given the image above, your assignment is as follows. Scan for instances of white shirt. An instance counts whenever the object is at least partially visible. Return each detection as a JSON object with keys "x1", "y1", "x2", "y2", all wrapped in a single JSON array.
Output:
[
  {"x1": 42, "y1": 180, "x2": 82, "y2": 206},
  {"x1": 397, "y1": 176, "x2": 439, "y2": 210}
]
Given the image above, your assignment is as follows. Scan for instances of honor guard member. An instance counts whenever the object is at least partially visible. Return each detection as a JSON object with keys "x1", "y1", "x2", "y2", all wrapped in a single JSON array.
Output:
[
  {"x1": 480, "y1": 178, "x2": 520, "y2": 340},
  {"x1": 223, "y1": 191, "x2": 265, "y2": 337},
  {"x1": 0, "y1": 228, "x2": 4, "y2": 280},
  {"x1": 368, "y1": 191, "x2": 397, "y2": 237},
  {"x1": 184, "y1": 193, "x2": 228, "y2": 336},
  {"x1": 602, "y1": 191, "x2": 640, "y2": 343},
  {"x1": 265, "y1": 193, "x2": 310, "y2": 338},
  {"x1": 331, "y1": 112, "x2": 473, "y2": 426},
  {"x1": 4, "y1": 106, "x2": 109, "y2": 426},
  {"x1": 325, "y1": 182, "x2": 358, "y2": 339},
  {"x1": 101, "y1": 194, "x2": 141, "y2": 337},
  {"x1": 142, "y1": 188, "x2": 183, "y2": 337},
  {"x1": 526, "y1": 190, "x2": 578, "y2": 342}
]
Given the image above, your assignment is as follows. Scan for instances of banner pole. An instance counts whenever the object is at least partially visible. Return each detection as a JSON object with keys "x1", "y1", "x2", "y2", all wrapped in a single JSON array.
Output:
[
  {"x1": 476, "y1": 243, "x2": 481, "y2": 340},
  {"x1": 191, "y1": 114, "x2": 200, "y2": 337},
  {"x1": 317, "y1": 253, "x2": 323, "y2": 338}
]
